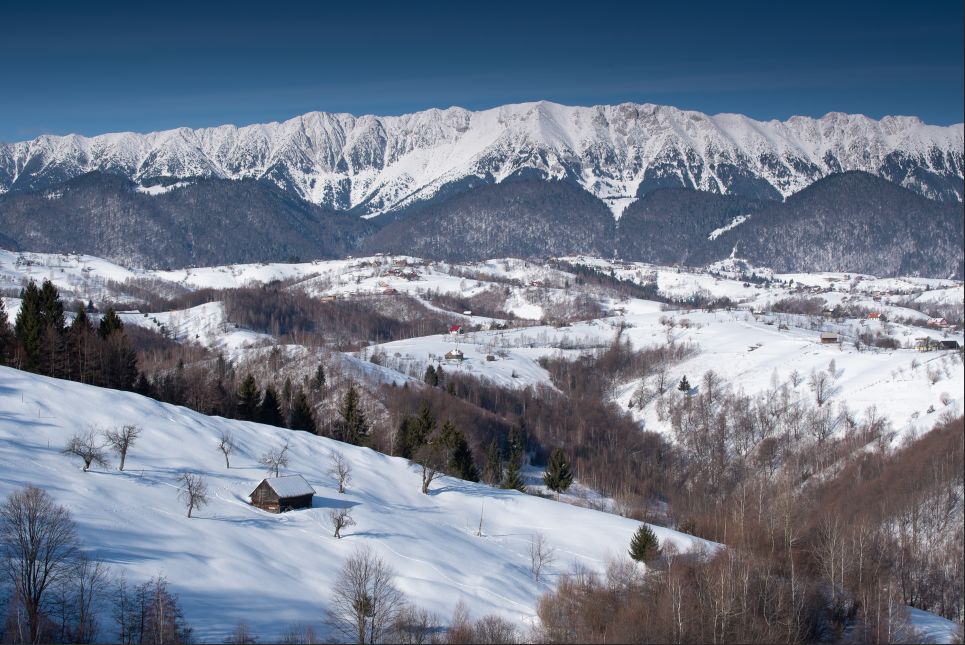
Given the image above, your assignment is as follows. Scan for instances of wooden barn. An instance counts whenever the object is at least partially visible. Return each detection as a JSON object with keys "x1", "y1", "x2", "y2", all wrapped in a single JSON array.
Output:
[
  {"x1": 445, "y1": 348, "x2": 465, "y2": 362},
  {"x1": 250, "y1": 474, "x2": 316, "y2": 513},
  {"x1": 820, "y1": 332, "x2": 840, "y2": 344}
]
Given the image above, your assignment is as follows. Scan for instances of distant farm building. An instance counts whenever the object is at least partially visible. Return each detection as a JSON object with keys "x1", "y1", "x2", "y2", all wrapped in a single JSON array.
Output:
[
  {"x1": 913, "y1": 337, "x2": 960, "y2": 352},
  {"x1": 250, "y1": 475, "x2": 316, "y2": 513},
  {"x1": 445, "y1": 349, "x2": 465, "y2": 362},
  {"x1": 383, "y1": 287, "x2": 398, "y2": 295},
  {"x1": 867, "y1": 312, "x2": 881, "y2": 320},
  {"x1": 820, "y1": 332, "x2": 840, "y2": 344},
  {"x1": 448, "y1": 325, "x2": 463, "y2": 336},
  {"x1": 927, "y1": 317, "x2": 949, "y2": 328}
]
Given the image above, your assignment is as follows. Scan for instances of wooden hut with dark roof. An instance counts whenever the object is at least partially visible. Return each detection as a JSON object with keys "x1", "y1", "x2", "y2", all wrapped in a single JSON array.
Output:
[{"x1": 250, "y1": 474, "x2": 316, "y2": 513}]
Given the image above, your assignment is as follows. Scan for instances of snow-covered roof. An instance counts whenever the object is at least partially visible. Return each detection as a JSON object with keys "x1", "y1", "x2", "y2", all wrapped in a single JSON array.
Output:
[{"x1": 254, "y1": 474, "x2": 316, "y2": 498}]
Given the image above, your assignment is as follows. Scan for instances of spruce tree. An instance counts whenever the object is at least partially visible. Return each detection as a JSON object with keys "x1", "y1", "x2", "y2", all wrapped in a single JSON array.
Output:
[
  {"x1": 543, "y1": 448, "x2": 574, "y2": 499},
  {"x1": 423, "y1": 364, "x2": 439, "y2": 386},
  {"x1": 502, "y1": 422, "x2": 527, "y2": 491},
  {"x1": 336, "y1": 385, "x2": 368, "y2": 444},
  {"x1": 14, "y1": 281, "x2": 44, "y2": 372},
  {"x1": 483, "y1": 439, "x2": 503, "y2": 486},
  {"x1": 0, "y1": 297, "x2": 13, "y2": 364},
  {"x1": 237, "y1": 374, "x2": 260, "y2": 421},
  {"x1": 311, "y1": 363, "x2": 326, "y2": 390},
  {"x1": 98, "y1": 307, "x2": 124, "y2": 339},
  {"x1": 289, "y1": 389, "x2": 316, "y2": 433},
  {"x1": 37, "y1": 279, "x2": 65, "y2": 331},
  {"x1": 282, "y1": 377, "x2": 293, "y2": 411},
  {"x1": 677, "y1": 375, "x2": 691, "y2": 394},
  {"x1": 441, "y1": 422, "x2": 478, "y2": 482},
  {"x1": 628, "y1": 524, "x2": 661, "y2": 562},
  {"x1": 502, "y1": 452, "x2": 526, "y2": 492},
  {"x1": 258, "y1": 385, "x2": 284, "y2": 427}
]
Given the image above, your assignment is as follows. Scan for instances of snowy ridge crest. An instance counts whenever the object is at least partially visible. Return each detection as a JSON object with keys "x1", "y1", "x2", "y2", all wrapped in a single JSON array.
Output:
[{"x1": 1, "y1": 101, "x2": 962, "y2": 214}]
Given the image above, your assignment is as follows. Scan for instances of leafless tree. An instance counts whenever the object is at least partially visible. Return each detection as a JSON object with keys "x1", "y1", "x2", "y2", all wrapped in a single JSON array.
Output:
[
  {"x1": 412, "y1": 441, "x2": 446, "y2": 495},
  {"x1": 0, "y1": 486, "x2": 80, "y2": 643},
  {"x1": 391, "y1": 604, "x2": 439, "y2": 644},
  {"x1": 49, "y1": 555, "x2": 111, "y2": 644},
  {"x1": 808, "y1": 368, "x2": 833, "y2": 407},
  {"x1": 789, "y1": 369, "x2": 803, "y2": 387},
  {"x1": 472, "y1": 614, "x2": 520, "y2": 644},
  {"x1": 277, "y1": 623, "x2": 318, "y2": 644},
  {"x1": 217, "y1": 430, "x2": 235, "y2": 468},
  {"x1": 329, "y1": 507, "x2": 357, "y2": 539},
  {"x1": 225, "y1": 621, "x2": 258, "y2": 644},
  {"x1": 529, "y1": 533, "x2": 555, "y2": 583},
  {"x1": 328, "y1": 546, "x2": 406, "y2": 644},
  {"x1": 103, "y1": 424, "x2": 141, "y2": 471},
  {"x1": 63, "y1": 431, "x2": 110, "y2": 472},
  {"x1": 329, "y1": 451, "x2": 352, "y2": 494},
  {"x1": 260, "y1": 442, "x2": 290, "y2": 477},
  {"x1": 177, "y1": 473, "x2": 208, "y2": 518}
]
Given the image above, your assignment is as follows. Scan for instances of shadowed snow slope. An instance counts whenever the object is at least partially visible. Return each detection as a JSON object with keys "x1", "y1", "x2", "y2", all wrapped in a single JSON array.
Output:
[{"x1": 0, "y1": 366, "x2": 714, "y2": 641}]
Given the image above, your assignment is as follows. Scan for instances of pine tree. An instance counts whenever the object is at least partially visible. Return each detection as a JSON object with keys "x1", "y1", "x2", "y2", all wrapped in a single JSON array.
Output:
[
  {"x1": 483, "y1": 439, "x2": 503, "y2": 486},
  {"x1": 98, "y1": 307, "x2": 124, "y2": 339},
  {"x1": 677, "y1": 375, "x2": 691, "y2": 394},
  {"x1": 423, "y1": 364, "x2": 439, "y2": 386},
  {"x1": 335, "y1": 385, "x2": 368, "y2": 445},
  {"x1": 0, "y1": 297, "x2": 13, "y2": 364},
  {"x1": 543, "y1": 448, "x2": 574, "y2": 499},
  {"x1": 237, "y1": 374, "x2": 260, "y2": 421},
  {"x1": 441, "y1": 422, "x2": 478, "y2": 482},
  {"x1": 394, "y1": 401, "x2": 437, "y2": 458},
  {"x1": 37, "y1": 279, "x2": 65, "y2": 331},
  {"x1": 258, "y1": 385, "x2": 284, "y2": 427},
  {"x1": 311, "y1": 363, "x2": 326, "y2": 390},
  {"x1": 282, "y1": 377, "x2": 293, "y2": 412},
  {"x1": 628, "y1": 524, "x2": 661, "y2": 562},
  {"x1": 289, "y1": 389, "x2": 316, "y2": 433},
  {"x1": 502, "y1": 452, "x2": 526, "y2": 492},
  {"x1": 502, "y1": 422, "x2": 527, "y2": 491},
  {"x1": 14, "y1": 281, "x2": 44, "y2": 372}
]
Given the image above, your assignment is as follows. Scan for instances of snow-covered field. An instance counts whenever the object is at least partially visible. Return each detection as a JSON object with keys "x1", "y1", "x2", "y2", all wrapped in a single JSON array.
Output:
[
  {"x1": 3, "y1": 249, "x2": 962, "y2": 441},
  {"x1": 0, "y1": 366, "x2": 714, "y2": 641}
]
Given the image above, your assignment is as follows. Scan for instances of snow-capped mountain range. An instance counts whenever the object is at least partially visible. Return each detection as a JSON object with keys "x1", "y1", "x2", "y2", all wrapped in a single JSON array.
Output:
[{"x1": 2, "y1": 101, "x2": 962, "y2": 217}]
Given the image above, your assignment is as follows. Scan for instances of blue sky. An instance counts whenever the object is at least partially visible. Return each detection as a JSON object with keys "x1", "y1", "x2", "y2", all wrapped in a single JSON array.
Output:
[{"x1": 1, "y1": 1, "x2": 961, "y2": 141}]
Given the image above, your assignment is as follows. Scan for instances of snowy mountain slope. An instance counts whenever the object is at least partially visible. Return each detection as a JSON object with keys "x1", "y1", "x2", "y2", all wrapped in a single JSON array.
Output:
[
  {"x1": 1, "y1": 102, "x2": 961, "y2": 216},
  {"x1": 0, "y1": 366, "x2": 715, "y2": 641}
]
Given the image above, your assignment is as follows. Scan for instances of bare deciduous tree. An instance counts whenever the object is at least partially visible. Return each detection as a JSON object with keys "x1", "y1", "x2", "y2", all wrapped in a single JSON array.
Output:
[
  {"x1": 104, "y1": 424, "x2": 141, "y2": 471},
  {"x1": 808, "y1": 369, "x2": 833, "y2": 407},
  {"x1": 0, "y1": 486, "x2": 80, "y2": 644},
  {"x1": 329, "y1": 451, "x2": 352, "y2": 494},
  {"x1": 329, "y1": 507, "x2": 356, "y2": 539},
  {"x1": 63, "y1": 431, "x2": 109, "y2": 472},
  {"x1": 225, "y1": 621, "x2": 258, "y2": 644},
  {"x1": 328, "y1": 546, "x2": 405, "y2": 644},
  {"x1": 177, "y1": 473, "x2": 208, "y2": 518},
  {"x1": 411, "y1": 441, "x2": 446, "y2": 495},
  {"x1": 260, "y1": 442, "x2": 290, "y2": 478},
  {"x1": 529, "y1": 533, "x2": 555, "y2": 583},
  {"x1": 50, "y1": 555, "x2": 111, "y2": 644},
  {"x1": 391, "y1": 604, "x2": 439, "y2": 645},
  {"x1": 217, "y1": 430, "x2": 235, "y2": 468}
]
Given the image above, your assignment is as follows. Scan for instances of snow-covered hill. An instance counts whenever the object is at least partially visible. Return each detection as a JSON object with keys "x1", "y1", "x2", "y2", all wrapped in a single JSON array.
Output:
[
  {"x1": 1, "y1": 102, "x2": 961, "y2": 217},
  {"x1": 0, "y1": 367, "x2": 714, "y2": 641}
]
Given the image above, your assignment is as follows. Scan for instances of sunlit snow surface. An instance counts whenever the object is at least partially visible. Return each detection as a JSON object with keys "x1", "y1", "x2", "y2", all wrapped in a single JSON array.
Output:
[{"x1": 0, "y1": 367, "x2": 715, "y2": 641}]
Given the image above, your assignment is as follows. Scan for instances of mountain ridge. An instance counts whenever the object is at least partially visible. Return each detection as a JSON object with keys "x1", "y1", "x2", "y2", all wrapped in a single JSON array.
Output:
[{"x1": 2, "y1": 101, "x2": 962, "y2": 215}]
